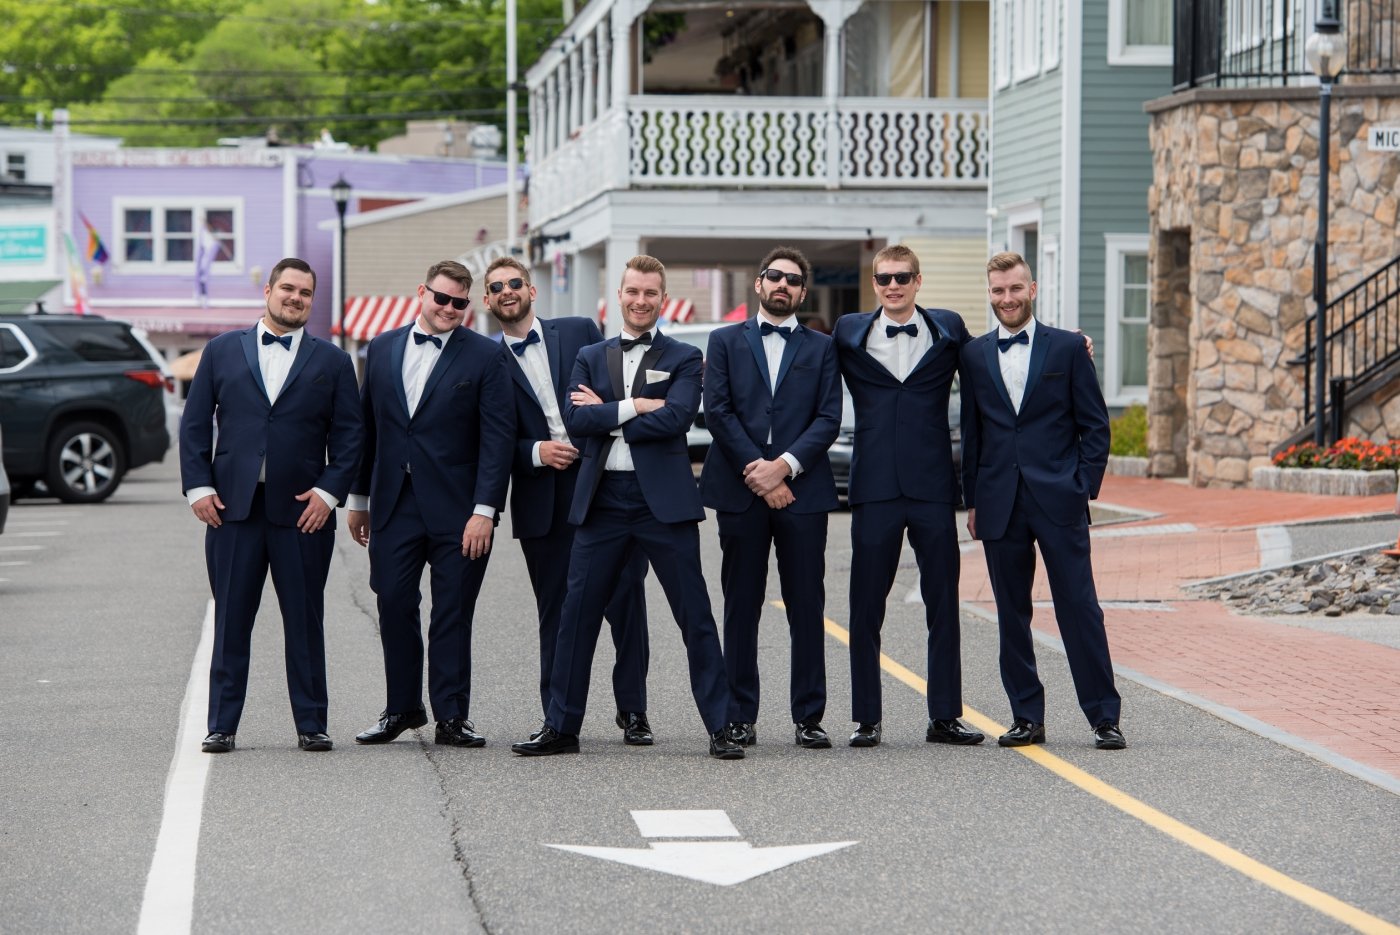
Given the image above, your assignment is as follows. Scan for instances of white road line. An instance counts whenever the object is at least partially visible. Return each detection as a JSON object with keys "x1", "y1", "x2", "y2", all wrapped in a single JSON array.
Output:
[
  {"x1": 0, "y1": 545, "x2": 44, "y2": 552},
  {"x1": 137, "y1": 599, "x2": 215, "y2": 935},
  {"x1": 1256, "y1": 525, "x2": 1293, "y2": 568},
  {"x1": 1, "y1": 520, "x2": 71, "y2": 527},
  {"x1": 0, "y1": 561, "x2": 30, "y2": 567},
  {"x1": 6, "y1": 531, "x2": 62, "y2": 537},
  {"x1": 632, "y1": 810, "x2": 740, "y2": 839}
]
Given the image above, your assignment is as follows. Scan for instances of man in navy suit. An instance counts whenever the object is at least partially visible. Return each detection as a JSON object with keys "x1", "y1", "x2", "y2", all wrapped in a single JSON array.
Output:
[
  {"x1": 181, "y1": 257, "x2": 363, "y2": 754},
  {"x1": 960, "y1": 252, "x2": 1124, "y2": 750},
  {"x1": 511, "y1": 255, "x2": 744, "y2": 760},
  {"x1": 833, "y1": 244, "x2": 985, "y2": 749},
  {"x1": 483, "y1": 257, "x2": 652, "y2": 745},
  {"x1": 346, "y1": 260, "x2": 514, "y2": 748},
  {"x1": 700, "y1": 246, "x2": 842, "y2": 749}
]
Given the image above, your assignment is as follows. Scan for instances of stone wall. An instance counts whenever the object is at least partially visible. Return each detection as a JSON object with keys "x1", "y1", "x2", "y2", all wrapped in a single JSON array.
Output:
[{"x1": 1146, "y1": 85, "x2": 1400, "y2": 487}]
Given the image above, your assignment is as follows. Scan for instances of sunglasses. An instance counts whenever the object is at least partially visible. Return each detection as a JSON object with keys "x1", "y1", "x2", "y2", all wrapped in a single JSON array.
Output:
[
  {"x1": 487, "y1": 277, "x2": 527, "y2": 294},
  {"x1": 422, "y1": 285, "x2": 469, "y2": 310},
  {"x1": 873, "y1": 272, "x2": 915, "y2": 286},
  {"x1": 760, "y1": 268, "x2": 805, "y2": 288}
]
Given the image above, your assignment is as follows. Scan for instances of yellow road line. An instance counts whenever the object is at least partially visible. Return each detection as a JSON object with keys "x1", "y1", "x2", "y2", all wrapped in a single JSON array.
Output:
[{"x1": 804, "y1": 607, "x2": 1399, "y2": 935}]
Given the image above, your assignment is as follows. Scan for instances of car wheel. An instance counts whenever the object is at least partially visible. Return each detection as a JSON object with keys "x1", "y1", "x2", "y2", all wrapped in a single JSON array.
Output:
[{"x1": 45, "y1": 422, "x2": 126, "y2": 503}]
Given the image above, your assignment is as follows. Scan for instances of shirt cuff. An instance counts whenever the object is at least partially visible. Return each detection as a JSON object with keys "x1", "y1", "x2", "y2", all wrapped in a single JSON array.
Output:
[
  {"x1": 616, "y1": 399, "x2": 638, "y2": 423},
  {"x1": 531, "y1": 441, "x2": 544, "y2": 468},
  {"x1": 780, "y1": 453, "x2": 803, "y2": 478},
  {"x1": 186, "y1": 486, "x2": 217, "y2": 506},
  {"x1": 346, "y1": 494, "x2": 370, "y2": 512},
  {"x1": 473, "y1": 505, "x2": 497, "y2": 520},
  {"x1": 313, "y1": 487, "x2": 338, "y2": 510}
]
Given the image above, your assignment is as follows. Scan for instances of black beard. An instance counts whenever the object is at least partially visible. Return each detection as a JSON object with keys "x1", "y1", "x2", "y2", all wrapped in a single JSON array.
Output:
[
  {"x1": 491, "y1": 295, "x2": 531, "y2": 324},
  {"x1": 759, "y1": 294, "x2": 798, "y2": 318}
]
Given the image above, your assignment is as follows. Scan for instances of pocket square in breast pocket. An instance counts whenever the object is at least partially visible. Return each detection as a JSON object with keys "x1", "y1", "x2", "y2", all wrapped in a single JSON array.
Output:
[
  {"x1": 1044, "y1": 371, "x2": 1066, "y2": 379},
  {"x1": 453, "y1": 381, "x2": 472, "y2": 389},
  {"x1": 313, "y1": 373, "x2": 328, "y2": 385},
  {"x1": 645, "y1": 369, "x2": 670, "y2": 384}
]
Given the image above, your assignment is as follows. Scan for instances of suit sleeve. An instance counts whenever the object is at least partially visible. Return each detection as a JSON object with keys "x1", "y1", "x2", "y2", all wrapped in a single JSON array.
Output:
[
  {"x1": 178, "y1": 344, "x2": 218, "y2": 494},
  {"x1": 622, "y1": 347, "x2": 701, "y2": 443},
  {"x1": 783, "y1": 337, "x2": 842, "y2": 469},
  {"x1": 581, "y1": 318, "x2": 604, "y2": 345},
  {"x1": 472, "y1": 350, "x2": 515, "y2": 509},
  {"x1": 701, "y1": 331, "x2": 764, "y2": 469},
  {"x1": 564, "y1": 349, "x2": 625, "y2": 437},
  {"x1": 316, "y1": 352, "x2": 366, "y2": 503},
  {"x1": 959, "y1": 346, "x2": 982, "y2": 511},
  {"x1": 1070, "y1": 339, "x2": 1111, "y2": 499}
]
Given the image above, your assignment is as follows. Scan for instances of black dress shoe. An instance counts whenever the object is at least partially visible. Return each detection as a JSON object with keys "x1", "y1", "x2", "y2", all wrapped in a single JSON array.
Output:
[
  {"x1": 435, "y1": 718, "x2": 486, "y2": 747},
  {"x1": 511, "y1": 725, "x2": 580, "y2": 756},
  {"x1": 794, "y1": 721, "x2": 832, "y2": 749},
  {"x1": 727, "y1": 722, "x2": 757, "y2": 746},
  {"x1": 709, "y1": 730, "x2": 745, "y2": 760},
  {"x1": 355, "y1": 707, "x2": 428, "y2": 744},
  {"x1": 1093, "y1": 723, "x2": 1127, "y2": 750},
  {"x1": 615, "y1": 711, "x2": 654, "y2": 746},
  {"x1": 998, "y1": 719, "x2": 1046, "y2": 747},
  {"x1": 849, "y1": 722, "x2": 881, "y2": 747},
  {"x1": 298, "y1": 731, "x2": 333, "y2": 752},
  {"x1": 926, "y1": 718, "x2": 985, "y2": 745},
  {"x1": 201, "y1": 732, "x2": 235, "y2": 754}
]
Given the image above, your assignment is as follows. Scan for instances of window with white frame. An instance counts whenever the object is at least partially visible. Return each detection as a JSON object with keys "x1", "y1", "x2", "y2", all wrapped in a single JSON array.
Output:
[
  {"x1": 4, "y1": 152, "x2": 25, "y2": 182},
  {"x1": 1039, "y1": 236, "x2": 1060, "y2": 327},
  {"x1": 994, "y1": 0, "x2": 1012, "y2": 88},
  {"x1": 115, "y1": 200, "x2": 241, "y2": 272},
  {"x1": 1012, "y1": 0, "x2": 1041, "y2": 82},
  {"x1": 1042, "y1": 0, "x2": 1061, "y2": 72},
  {"x1": 996, "y1": 0, "x2": 1059, "y2": 86},
  {"x1": 1108, "y1": 0, "x2": 1172, "y2": 66},
  {"x1": 1105, "y1": 235, "x2": 1150, "y2": 403}
]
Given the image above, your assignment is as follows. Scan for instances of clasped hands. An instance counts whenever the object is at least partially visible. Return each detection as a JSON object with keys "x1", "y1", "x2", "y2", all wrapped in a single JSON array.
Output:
[{"x1": 744, "y1": 458, "x2": 794, "y2": 509}]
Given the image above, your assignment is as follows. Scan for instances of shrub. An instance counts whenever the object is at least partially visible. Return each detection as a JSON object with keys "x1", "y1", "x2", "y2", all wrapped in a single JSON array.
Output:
[
  {"x1": 1109, "y1": 403, "x2": 1148, "y2": 457},
  {"x1": 1273, "y1": 437, "x2": 1400, "y2": 470}
]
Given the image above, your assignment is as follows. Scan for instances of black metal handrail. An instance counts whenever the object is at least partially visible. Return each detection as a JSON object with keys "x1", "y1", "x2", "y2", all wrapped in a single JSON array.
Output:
[
  {"x1": 1175, "y1": 0, "x2": 1400, "y2": 90},
  {"x1": 1294, "y1": 255, "x2": 1400, "y2": 430}
]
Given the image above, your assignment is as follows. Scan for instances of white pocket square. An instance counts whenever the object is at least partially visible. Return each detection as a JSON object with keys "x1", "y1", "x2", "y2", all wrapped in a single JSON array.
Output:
[{"x1": 645, "y1": 369, "x2": 670, "y2": 384}]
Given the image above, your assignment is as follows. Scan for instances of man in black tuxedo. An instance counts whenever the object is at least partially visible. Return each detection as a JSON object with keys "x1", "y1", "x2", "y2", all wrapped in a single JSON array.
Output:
[
  {"x1": 700, "y1": 246, "x2": 842, "y2": 749},
  {"x1": 960, "y1": 252, "x2": 1124, "y2": 750},
  {"x1": 180, "y1": 257, "x2": 362, "y2": 753},
  {"x1": 484, "y1": 257, "x2": 651, "y2": 745},
  {"x1": 347, "y1": 260, "x2": 514, "y2": 748}
]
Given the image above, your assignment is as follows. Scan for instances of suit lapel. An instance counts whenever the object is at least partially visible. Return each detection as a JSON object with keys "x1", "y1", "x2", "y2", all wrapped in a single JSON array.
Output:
[
  {"x1": 388, "y1": 327, "x2": 411, "y2": 415},
  {"x1": 543, "y1": 320, "x2": 565, "y2": 400},
  {"x1": 851, "y1": 312, "x2": 899, "y2": 383},
  {"x1": 239, "y1": 328, "x2": 270, "y2": 400},
  {"x1": 983, "y1": 337, "x2": 1017, "y2": 415},
  {"x1": 775, "y1": 327, "x2": 804, "y2": 395},
  {"x1": 908, "y1": 307, "x2": 953, "y2": 377},
  {"x1": 505, "y1": 341, "x2": 541, "y2": 408},
  {"x1": 416, "y1": 327, "x2": 464, "y2": 414},
  {"x1": 631, "y1": 342, "x2": 666, "y2": 396},
  {"x1": 277, "y1": 334, "x2": 316, "y2": 401},
  {"x1": 606, "y1": 339, "x2": 624, "y2": 400},
  {"x1": 1021, "y1": 324, "x2": 1050, "y2": 409},
  {"x1": 743, "y1": 320, "x2": 771, "y2": 395}
]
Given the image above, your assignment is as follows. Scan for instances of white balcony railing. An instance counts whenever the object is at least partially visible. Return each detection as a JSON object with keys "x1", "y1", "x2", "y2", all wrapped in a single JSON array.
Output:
[{"x1": 530, "y1": 95, "x2": 988, "y2": 227}]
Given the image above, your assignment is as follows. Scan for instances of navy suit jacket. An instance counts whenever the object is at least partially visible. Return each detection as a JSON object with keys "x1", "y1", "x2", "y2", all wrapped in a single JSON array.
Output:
[
  {"x1": 699, "y1": 318, "x2": 841, "y2": 514},
  {"x1": 352, "y1": 324, "x2": 514, "y2": 537},
  {"x1": 565, "y1": 332, "x2": 704, "y2": 526},
  {"x1": 833, "y1": 305, "x2": 970, "y2": 506},
  {"x1": 959, "y1": 322, "x2": 1110, "y2": 540},
  {"x1": 180, "y1": 327, "x2": 362, "y2": 527},
  {"x1": 503, "y1": 316, "x2": 603, "y2": 540}
]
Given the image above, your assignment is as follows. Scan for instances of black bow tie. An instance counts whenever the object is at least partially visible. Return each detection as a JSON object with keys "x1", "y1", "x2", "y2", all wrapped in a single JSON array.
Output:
[
  {"x1": 885, "y1": 323, "x2": 918, "y2": 339},
  {"x1": 760, "y1": 321, "x2": 793, "y2": 340},
  {"x1": 261, "y1": 331, "x2": 292, "y2": 350},
  {"x1": 413, "y1": 331, "x2": 443, "y2": 348},
  {"x1": 619, "y1": 332, "x2": 653, "y2": 351},
  {"x1": 509, "y1": 330, "x2": 540, "y2": 356},
  {"x1": 997, "y1": 330, "x2": 1029, "y2": 353}
]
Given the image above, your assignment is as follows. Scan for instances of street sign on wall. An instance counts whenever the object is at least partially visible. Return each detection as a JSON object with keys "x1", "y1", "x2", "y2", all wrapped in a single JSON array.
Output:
[
  {"x1": 1368, "y1": 126, "x2": 1400, "y2": 152},
  {"x1": 0, "y1": 225, "x2": 47, "y2": 264}
]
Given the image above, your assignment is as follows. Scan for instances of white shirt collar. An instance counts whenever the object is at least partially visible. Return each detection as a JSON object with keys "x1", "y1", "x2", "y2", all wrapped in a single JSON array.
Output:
[{"x1": 997, "y1": 317, "x2": 1037, "y2": 342}]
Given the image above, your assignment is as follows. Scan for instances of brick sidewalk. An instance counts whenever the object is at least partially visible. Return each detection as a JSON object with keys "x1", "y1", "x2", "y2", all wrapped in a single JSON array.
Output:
[{"x1": 958, "y1": 475, "x2": 1400, "y2": 789}]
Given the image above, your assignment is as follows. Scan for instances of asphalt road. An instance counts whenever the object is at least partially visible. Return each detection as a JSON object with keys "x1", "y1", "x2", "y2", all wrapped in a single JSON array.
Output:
[{"x1": 1, "y1": 457, "x2": 1397, "y2": 935}]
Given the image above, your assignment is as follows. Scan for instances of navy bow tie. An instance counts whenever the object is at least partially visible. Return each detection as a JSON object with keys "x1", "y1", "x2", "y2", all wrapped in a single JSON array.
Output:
[
  {"x1": 510, "y1": 330, "x2": 540, "y2": 356},
  {"x1": 619, "y1": 332, "x2": 653, "y2": 351},
  {"x1": 997, "y1": 330, "x2": 1029, "y2": 353},
  {"x1": 261, "y1": 331, "x2": 292, "y2": 350},
  {"x1": 414, "y1": 331, "x2": 443, "y2": 348},
  {"x1": 760, "y1": 321, "x2": 793, "y2": 340},
  {"x1": 885, "y1": 323, "x2": 918, "y2": 339}
]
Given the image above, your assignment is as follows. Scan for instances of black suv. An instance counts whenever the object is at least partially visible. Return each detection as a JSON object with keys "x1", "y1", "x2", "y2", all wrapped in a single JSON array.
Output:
[{"x1": 0, "y1": 313, "x2": 171, "y2": 503}]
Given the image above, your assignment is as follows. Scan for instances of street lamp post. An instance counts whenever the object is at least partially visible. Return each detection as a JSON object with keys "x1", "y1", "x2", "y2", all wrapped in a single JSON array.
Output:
[
  {"x1": 330, "y1": 175, "x2": 352, "y2": 350},
  {"x1": 1306, "y1": 3, "x2": 1344, "y2": 446}
]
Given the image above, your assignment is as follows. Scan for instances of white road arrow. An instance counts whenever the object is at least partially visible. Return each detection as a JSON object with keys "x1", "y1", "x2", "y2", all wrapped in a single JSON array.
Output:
[{"x1": 545, "y1": 810, "x2": 856, "y2": 886}]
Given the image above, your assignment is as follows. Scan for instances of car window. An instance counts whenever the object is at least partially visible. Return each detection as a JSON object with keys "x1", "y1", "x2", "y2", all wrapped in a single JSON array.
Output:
[
  {"x1": 38, "y1": 322, "x2": 151, "y2": 363},
  {"x1": 0, "y1": 325, "x2": 33, "y2": 370}
]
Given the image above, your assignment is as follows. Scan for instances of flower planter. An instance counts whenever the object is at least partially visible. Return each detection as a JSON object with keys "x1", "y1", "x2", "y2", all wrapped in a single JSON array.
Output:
[{"x1": 1251, "y1": 467, "x2": 1397, "y2": 496}]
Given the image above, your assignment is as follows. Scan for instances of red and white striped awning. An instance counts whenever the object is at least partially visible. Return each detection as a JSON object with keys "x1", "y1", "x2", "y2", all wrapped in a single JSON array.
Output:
[
  {"x1": 596, "y1": 298, "x2": 694, "y2": 326},
  {"x1": 336, "y1": 296, "x2": 475, "y2": 342}
]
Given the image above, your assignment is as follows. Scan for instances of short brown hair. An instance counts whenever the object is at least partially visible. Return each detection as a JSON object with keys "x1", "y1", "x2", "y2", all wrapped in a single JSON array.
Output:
[
  {"x1": 621, "y1": 254, "x2": 667, "y2": 294},
  {"x1": 986, "y1": 251, "x2": 1031, "y2": 278},
  {"x1": 758, "y1": 246, "x2": 811, "y2": 284},
  {"x1": 425, "y1": 259, "x2": 472, "y2": 293},
  {"x1": 269, "y1": 257, "x2": 315, "y2": 291},
  {"x1": 485, "y1": 256, "x2": 531, "y2": 286},
  {"x1": 872, "y1": 244, "x2": 920, "y2": 276}
]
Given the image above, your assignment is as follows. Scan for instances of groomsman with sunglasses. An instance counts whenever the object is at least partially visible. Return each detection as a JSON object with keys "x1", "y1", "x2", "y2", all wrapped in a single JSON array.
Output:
[
  {"x1": 483, "y1": 257, "x2": 653, "y2": 745},
  {"x1": 348, "y1": 260, "x2": 514, "y2": 748},
  {"x1": 699, "y1": 247, "x2": 842, "y2": 750},
  {"x1": 833, "y1": 244, "x2": 986, "y2": 749}
]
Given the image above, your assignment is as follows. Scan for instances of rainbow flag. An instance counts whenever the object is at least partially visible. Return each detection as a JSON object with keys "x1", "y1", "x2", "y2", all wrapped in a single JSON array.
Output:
[
  {"x1": 63, "y1": 231, "x2": 89, "y2": 315},
  {"x1": 79, "y1": 213, "x2": 109, "y2": 264}
]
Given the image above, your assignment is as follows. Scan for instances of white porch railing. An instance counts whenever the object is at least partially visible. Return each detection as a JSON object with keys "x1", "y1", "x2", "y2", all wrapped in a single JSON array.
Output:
[{"x1": 530, "y1": 95, "x2": 988, "y2": 227}]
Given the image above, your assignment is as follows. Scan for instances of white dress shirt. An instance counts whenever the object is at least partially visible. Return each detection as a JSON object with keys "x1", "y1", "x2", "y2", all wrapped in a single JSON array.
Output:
[
  {"x1": 604, "y1": 331, "x2": 648, "y2": 472},
  {"x1": 997, "y1": 316, "x2": 1037, "y2": 415},
  {"x1": 755, "y1": 310, "x2": 802, "y2": 478},
  {"x1": 507, "y1": 323, "x2": 568, "y2": 468},
  {"x1": 864, "y1": 309, "x2": 932, "y2": 383},
  {"x1": 402, "y1": 323, "x2": 445, "y2": 416}
]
